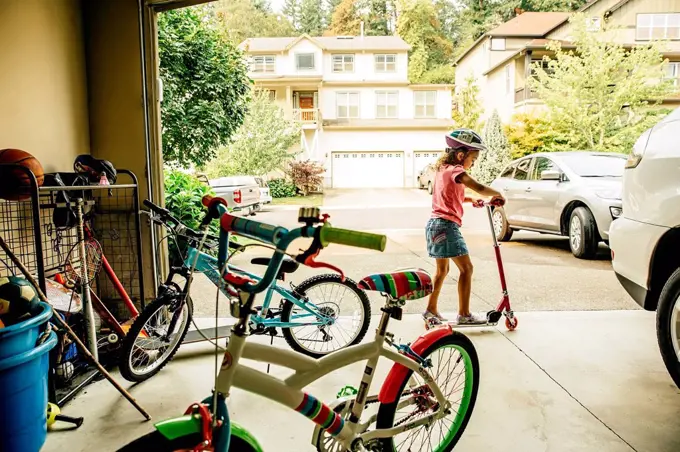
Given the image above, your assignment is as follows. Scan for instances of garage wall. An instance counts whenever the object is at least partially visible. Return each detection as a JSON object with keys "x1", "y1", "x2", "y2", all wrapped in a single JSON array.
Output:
[
  {"x1": 320, "y1": 130, "x2": 446, "y2": 187},
  {"x1": 0, "y1": 0, "x2": 90, "y2": 172}
]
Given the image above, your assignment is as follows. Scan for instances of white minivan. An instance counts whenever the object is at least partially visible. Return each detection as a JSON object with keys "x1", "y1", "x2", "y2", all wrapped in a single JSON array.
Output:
[{"x1": 610, "y1": 107, "x2": 680, "y2": 387}]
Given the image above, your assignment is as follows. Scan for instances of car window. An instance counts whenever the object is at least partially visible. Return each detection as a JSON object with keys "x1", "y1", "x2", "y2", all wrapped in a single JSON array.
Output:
[
  {"x1": 513, "y1": 158, "x2": 531, "y2": 181},
  {"x1": 530, "y1": 157, "x2": 560, "y2": 180},
  {"x1": 559, "y1": 154, "x2": 626, "y2": 177},
  {"x1": 499, "y1": 162, "x2": 517, "y2": 178}
]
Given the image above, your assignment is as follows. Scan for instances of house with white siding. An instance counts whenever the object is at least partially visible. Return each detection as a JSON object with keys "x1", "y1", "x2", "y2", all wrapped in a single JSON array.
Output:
[
  {"x1": 454, "y1": 0, "x2": 680, "y2": 123},
  {"x1": 239, "y1": 34, "x2": 454, "y2": 188}
]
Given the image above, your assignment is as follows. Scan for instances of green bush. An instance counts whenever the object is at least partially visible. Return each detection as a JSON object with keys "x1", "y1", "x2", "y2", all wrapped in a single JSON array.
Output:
[
  {"x1": 268, "y1": 178, "x2": 297, "y2": 198},
  {"x1": 164, "y1": 168, "x2": 218, "y2": 264}
]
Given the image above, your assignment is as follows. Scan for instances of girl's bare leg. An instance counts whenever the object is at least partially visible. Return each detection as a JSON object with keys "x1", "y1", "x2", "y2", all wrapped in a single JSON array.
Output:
[
  {"x1": 427, "y1": 258, "x2": 449, "y2": 315},
  {"x1": 451, "y1": 255, "x2": 474, "y2": 316}
]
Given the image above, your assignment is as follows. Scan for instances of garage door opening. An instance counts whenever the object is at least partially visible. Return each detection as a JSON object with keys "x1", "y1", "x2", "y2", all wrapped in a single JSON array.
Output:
[{"x1": 331, "y1": 152, "x2": 404, "y2": 188}]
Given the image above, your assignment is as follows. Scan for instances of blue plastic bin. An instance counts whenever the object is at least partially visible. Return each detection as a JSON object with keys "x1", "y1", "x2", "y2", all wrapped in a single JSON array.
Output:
[
  {"x1": 0, "y1": 302, "x2": 56, "y2": 452},
  {"x1": 0, "y1": 301, "x2": 54, "y2": 360}
]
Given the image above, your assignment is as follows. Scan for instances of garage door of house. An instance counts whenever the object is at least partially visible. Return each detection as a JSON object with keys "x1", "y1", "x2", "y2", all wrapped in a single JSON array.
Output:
[
  {"x1": 413, "y1": 151, "x2": 440, "y2": 187},
  {"x1": 332, "y1": 152, "x2": 404, "y2": 188}
]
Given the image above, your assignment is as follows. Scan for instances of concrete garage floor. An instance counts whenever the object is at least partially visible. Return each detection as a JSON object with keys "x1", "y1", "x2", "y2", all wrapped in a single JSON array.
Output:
[{"x1": 44, "y1": 311, "x2": 680, "y2": 452}]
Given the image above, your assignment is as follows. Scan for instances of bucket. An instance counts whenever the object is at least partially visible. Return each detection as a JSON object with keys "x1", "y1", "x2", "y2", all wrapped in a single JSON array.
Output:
[
  {"x1": 0, "y1": 303, "x2": 56, "y2": 452},
  {"x1": 0, "y1": 301, "x2": 53, "y2": 360}
]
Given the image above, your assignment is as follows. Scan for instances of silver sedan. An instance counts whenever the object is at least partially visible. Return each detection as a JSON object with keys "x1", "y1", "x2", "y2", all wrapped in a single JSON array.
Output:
[{"x1": 489, "y1": 152, "x2": 626, "y2": 259}]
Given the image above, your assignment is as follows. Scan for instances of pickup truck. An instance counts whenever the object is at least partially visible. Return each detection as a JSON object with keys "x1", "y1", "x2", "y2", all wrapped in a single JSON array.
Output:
[{"x1": 207, "y1": 175, "x2": 261, "y2": 216}]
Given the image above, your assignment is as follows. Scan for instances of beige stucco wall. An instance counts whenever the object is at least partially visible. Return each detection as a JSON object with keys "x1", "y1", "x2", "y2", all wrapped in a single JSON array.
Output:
[{"x1": 0, "y1": 0, "x2": 90, "y2": 172}]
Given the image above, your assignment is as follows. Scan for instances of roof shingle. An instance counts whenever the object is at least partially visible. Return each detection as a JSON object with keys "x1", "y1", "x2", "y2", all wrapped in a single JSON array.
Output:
[{"x1": 487, "y1": 12, "x2": 571, "y2": 37}]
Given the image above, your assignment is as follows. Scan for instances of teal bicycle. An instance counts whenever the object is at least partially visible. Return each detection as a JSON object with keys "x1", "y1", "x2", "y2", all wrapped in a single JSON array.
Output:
[{"x1": 117, "y1": 200, "x2": 371, "y2": 382}]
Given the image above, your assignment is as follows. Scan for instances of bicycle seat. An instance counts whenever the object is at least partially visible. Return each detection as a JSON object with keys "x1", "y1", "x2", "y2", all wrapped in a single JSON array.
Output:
[
  {"x1": 251, "y1": 256, "x2": 300, "y2": 274},
  {"x1": 358, "y1": 268, "x2": 433, "y2": 301}
]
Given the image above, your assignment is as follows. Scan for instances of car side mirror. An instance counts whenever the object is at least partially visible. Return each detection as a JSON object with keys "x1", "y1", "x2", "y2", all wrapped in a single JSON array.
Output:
[{"x1": 541, "y1": 170, "x2": 562, "y2": 181}]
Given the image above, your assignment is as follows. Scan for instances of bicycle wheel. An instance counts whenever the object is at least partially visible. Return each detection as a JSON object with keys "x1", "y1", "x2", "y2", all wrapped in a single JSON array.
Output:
[
  {"x1": 117, "y1": 430, "x2": 259, "y2": 451},
  {"x1": 280, "y1": 274, "x2": 370, "y2": 358},
  {"x1": 375, "y1": 332, "x2": 479, "y2": 452},
  {"x1": 118, "y1": 295, "x2": 193, "y2": 382}
]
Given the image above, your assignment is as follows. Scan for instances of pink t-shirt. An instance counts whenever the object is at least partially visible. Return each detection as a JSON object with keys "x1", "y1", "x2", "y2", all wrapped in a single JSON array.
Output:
[{"x1": 431, "y1": 164, "x2": 466, "y2": 226}]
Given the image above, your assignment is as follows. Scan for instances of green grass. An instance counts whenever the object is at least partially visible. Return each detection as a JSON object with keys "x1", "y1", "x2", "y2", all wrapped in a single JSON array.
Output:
[{"x1": 272, "y1": 194, "x2": 324, "y2": 206}]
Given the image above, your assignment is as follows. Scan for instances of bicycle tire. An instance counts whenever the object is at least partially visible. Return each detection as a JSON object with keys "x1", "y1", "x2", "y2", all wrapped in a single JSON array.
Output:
[
  {"x1": 375, "y1": 332, "x2": 479, "y2": 452},
  {"x1": 117, "y1": 430, "x2": 258, "y2": 452},
  {"x1": 280, "y1": 274, "x2": 371, "y2": 358},
  {"x1": 118, "y1": 295, "x2": 193, "y2": 383}
]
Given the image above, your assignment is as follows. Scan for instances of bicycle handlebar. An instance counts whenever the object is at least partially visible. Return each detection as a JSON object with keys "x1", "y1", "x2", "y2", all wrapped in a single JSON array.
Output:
[{"x1": 201, "y1": 195, "x2": 386, "y2": 294}]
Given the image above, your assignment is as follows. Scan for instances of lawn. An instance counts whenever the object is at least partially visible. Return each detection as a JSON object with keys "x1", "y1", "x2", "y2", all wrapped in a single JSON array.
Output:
[{"x1": 272, "y1": 194, "x2": 324, "y2": 206}]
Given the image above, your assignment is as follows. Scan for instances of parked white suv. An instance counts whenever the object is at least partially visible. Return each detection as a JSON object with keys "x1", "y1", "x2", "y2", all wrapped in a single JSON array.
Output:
[{"x1": 610, "y1": 107, "x2": 680, "y2": 388}]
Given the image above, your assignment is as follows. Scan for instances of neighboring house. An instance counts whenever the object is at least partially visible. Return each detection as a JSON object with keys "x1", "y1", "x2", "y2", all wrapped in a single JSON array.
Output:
[
  {"x1": 454, "y1": 0, "x2": 680, "y2": 123},
  {"x1": 239, "y1": 34, "x2": 454, "y2": 188}
]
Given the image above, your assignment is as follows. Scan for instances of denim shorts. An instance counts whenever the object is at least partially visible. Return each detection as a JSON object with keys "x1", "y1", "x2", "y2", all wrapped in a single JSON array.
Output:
[{"x1": 426, "y1": 218, "x2": 469, "y2": 259}]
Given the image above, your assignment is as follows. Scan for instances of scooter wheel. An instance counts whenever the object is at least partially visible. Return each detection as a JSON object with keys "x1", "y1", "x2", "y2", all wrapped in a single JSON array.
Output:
[{"x1": 505, "y1": 316, "x2": 518, "y2": 331}]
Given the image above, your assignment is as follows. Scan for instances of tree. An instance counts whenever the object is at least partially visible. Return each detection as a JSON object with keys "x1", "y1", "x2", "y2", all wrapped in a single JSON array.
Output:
[
  {"x1": 473, "y1": 110, "x2": 512, "y2": 184},
  {"x1": 299, "y1": 0, "x2": 325, "y2": 35},
  {"x1": 326, "y1": 0, "x2": 361, "y2": 35},
  {"x1": 205, "y1": 89, "x2": 301, "y2": 178},
  {"x1": 505, "y1": 113, "x2": 565, "y2": 158},
  {"x1": 395, "y1": 0, "x2": 453, "y2": 82},
  {"x1": 325, "y1": 0, "x2": 343, "y2": 29},
  {"x1": 363, "y1": 0, "x2": 391, "y2": 35},
  {"x1": 283, "y1": 0, "x2": 301, "y2": 29},
  {"x1": 217, "y1": 0, "x2": 295, "y2": 44},
  {"x1": 531, "y1": 14, "x2": 676, "y2": 152},
  {"x1": 158, "y1": 6, "x2": 250, "y2": 167},
  {"x1": 452, "y1": 75, "x2": 483, "y2": 131}
]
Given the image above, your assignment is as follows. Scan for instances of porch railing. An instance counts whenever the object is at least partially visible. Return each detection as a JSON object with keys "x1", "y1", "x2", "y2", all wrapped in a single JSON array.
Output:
[
  {"x1": 293, "y1": 108, "x2": 319, "y2": 123},
  {"x1": 514, "y1": 87, "x2": 540, "y2": 103}
]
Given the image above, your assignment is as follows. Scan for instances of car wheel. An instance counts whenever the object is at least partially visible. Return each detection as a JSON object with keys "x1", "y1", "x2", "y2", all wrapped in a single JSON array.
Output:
[
  {"x1": 657, "y1": 268, "x2": 680, "y2": 389},
  {"x1": 427, "y1": 181, "x2": 433, "y2": 195},
  {"x1": 492, "y1": 207, "x2": 513, "y2": 242},
  {"x1": 568, "y1": 207, "x2": 598, "y2": 259}
]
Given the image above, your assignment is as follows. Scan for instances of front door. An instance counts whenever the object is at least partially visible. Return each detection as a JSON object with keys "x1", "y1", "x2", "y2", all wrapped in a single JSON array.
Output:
[{"x1": 294, "y1": 92, "x2": 317, "y2": 121}]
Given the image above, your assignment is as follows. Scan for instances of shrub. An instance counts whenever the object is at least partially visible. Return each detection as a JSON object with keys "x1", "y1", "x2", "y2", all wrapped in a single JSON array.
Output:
[
  {"x1": 285, "y1": 160, "x2": 325, "y2": 196},
  {"x1": 164, "y1": 168, "x2": 218, "y2": 263},
  {"x1": 268, "y1": 178, "x2": 297, "y2": 198}
]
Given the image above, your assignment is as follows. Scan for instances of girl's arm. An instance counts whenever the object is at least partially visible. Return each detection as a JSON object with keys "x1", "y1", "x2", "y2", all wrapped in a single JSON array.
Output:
[{"x1": 459, "y1": 173, "x2": 505, "y2": 204}]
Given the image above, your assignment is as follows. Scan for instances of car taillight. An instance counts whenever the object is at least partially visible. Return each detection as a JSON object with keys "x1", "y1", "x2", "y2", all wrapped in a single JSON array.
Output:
[{"x1": 233, "y1": 189, "x2": 242, "y2": 204}]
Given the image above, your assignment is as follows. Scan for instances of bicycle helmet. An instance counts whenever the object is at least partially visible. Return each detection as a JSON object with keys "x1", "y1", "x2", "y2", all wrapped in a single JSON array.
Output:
[{"x1": 445, "y1": 129, "x2": 487, "y2": 152}]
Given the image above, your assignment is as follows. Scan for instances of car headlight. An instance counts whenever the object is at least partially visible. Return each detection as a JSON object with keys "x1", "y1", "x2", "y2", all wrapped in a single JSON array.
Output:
[
  {"x1": 610, "y1": 206, "x2": 622, "y2": 219},
  {"x1": 595, "y1": 189, "x2": 621, "y2": 200},
  {"x1": 626, "y1": 129, "x2": 651, "y2": 169}
]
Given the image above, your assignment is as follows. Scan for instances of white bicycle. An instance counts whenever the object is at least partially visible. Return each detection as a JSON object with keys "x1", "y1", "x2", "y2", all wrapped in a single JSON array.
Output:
[{"x1": 119, "y1": 197, "x2": 480, "y2": 452}]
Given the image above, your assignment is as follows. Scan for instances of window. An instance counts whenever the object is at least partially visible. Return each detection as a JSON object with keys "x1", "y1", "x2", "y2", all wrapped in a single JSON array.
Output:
[
  {"x1": 490, "y1": 38, "x2": 506, "y2": 51},
  {"x1": 296, "y1": 53, "x2": 315, "y2": 70},
  {"x1": 375, "y1": 54, "x2": 397, "y2": 72},
  {"x1": 586, "y1": 16, "x2": 602, "y2": 32},
  {"x1": 530, "y1": 157, "x2": 560, "y2": 180},
  {"x1": 336, "y1": 92, "x2": 359, "y2": 119},
  {"x1": 636, "y1": 13, "x2": 680, "y2": 41},
  {"x1": 414, "y1": 91, "x2": 436, "y2": 118},
  {"x1": 505, "y1": 64, "x2": 512, "y2": 94},
  {"x1": 376, "y1": 91, "x2": 399, "y2": 118},
  {"x1": 665, "y1": 62, "x2": 680, "y2": 87},
  {"x1": 251, "y1": 55, "x2": 275, "y2": 73},
  {"x1": 332, "y1": 54, "x2": 354, "y2": 73},
  {"x1": 262, "y1": 89, "x2": 276, "y2": 101},
  {"x1": 500, "y1": 162, "x2": 517, "y2": 178},
  {"x1": 513, "y1": 158, "x2": 531, "y2": 181}
]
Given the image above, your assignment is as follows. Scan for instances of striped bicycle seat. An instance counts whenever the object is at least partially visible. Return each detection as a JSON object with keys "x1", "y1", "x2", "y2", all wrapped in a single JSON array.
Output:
[{"x1": 358, "y1": 269, "x2": 433, "y2": 301}]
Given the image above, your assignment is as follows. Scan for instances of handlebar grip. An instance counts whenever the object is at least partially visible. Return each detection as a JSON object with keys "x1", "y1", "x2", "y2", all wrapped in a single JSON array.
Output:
[
  {"x1": 221, "y1": 215, "x2": 288, "y2": 246},
  {"x1": 320, "y1": 226, "x2": 386, "y2": 252}
]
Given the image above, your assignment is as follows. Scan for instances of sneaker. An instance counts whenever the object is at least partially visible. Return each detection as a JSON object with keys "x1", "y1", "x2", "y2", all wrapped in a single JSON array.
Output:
[
  {"x1": 422, "y1": 311, "x2": 443, "y2": 329},
  {"x1": 456, "y1": 312, "x2": 488, "y2": 325}
]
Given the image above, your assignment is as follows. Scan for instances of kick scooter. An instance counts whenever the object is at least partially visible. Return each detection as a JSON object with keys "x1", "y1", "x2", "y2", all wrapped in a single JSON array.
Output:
[{"x1": 430, "y1": 201, "x2": 519, "y2": 331}]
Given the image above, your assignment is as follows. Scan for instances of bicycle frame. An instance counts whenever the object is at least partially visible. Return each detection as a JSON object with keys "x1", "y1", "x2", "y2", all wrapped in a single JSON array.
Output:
[
  {"x1": 216, "y1": 301, "x2": 452, "y2": 449},
  {"x1": 185, "y1": 247, "x2": 335, "y2": 328}
]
